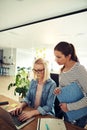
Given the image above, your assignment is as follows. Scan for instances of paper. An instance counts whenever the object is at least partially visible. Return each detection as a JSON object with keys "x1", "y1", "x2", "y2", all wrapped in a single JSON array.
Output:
[
  {"x1": 37, "y1": 118, "x2": 66, "y2": 130},
  {"x1": 10, "y1": 103, "x2": 18, "y2": 107}
]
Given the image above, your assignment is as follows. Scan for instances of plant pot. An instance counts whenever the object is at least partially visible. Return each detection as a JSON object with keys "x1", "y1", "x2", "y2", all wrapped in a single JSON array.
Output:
[{"x1": 19, "y1": 96, "x2": 23, "y2": 102}]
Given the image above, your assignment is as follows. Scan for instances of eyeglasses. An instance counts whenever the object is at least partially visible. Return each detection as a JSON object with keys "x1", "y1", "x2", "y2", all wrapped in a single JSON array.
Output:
[{"x1": 32, "y1": 68, "x2": 45, "y2": 73}]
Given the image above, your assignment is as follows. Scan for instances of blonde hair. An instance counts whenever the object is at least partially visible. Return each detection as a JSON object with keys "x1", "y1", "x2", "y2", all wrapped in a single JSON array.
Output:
[{"x1": 33, "y1": 58, "x2": 50, "y2": 82}]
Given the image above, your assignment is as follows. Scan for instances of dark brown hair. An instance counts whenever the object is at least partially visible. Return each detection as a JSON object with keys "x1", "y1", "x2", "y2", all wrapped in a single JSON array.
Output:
[{"x1": 54, "y1": 41, "x2": 79, "y2": 62}]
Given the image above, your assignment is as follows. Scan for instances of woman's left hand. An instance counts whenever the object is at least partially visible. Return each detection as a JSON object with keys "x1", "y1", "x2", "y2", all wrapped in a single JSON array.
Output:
[
  {"x1": 18, "y1": 111, "x2": 34, "y2": 122},
  {"x1": 59, "y1": 103, "x2": 68, "y2": 112}
]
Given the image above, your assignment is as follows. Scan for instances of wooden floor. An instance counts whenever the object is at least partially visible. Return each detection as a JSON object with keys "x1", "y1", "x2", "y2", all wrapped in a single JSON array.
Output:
[{"x1": 0, "y1": 76, "x2": 19, "y2": 101}]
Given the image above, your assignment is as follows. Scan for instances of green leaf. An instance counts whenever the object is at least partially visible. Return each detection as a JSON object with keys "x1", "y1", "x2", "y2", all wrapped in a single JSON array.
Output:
[{"x1": 8, "y1": 67, "x2": 30, "y2": 98}]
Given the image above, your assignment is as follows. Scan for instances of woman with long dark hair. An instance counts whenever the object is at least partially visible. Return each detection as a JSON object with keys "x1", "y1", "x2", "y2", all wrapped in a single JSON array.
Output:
[{"x1": 54, "y1": 41, "x2": 87, "y2": 128}]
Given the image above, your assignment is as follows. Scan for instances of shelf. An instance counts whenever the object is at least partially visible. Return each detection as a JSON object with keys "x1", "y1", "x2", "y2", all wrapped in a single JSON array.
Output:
[
  {"x1": 2, "y1": 63, "x2": 14, "y2": 65},
  {"x1": 0, "y1": 67, "x2": 10, "y2": 75}
]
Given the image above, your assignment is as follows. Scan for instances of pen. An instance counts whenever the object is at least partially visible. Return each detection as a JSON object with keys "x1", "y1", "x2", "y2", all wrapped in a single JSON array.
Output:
[
  {"x1": 38, "y1": 118, "x2": 41, "y2": 130},
  {"x1": 45, "y1": 123, "x2": 50, "y2": 130}
]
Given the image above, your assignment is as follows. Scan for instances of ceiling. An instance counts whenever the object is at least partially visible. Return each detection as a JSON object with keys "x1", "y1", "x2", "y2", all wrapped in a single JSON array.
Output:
[{"x1": 0, "y1": 0, "x2": 87, "y2": 50}]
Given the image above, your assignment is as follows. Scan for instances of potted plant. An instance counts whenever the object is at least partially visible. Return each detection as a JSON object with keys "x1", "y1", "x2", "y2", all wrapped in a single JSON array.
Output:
[{"x1": 8, "y1": 67, "x2": 30, "y2": 100}]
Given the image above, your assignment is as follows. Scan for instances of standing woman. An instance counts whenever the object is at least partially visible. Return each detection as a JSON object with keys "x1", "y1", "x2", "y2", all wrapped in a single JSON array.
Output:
[
  {"x1": 54, "y1": 41, "x2": 87, "y2": 128},
  {"x1": 10, "y1": 58, "x2": 56, "y2": 121}
]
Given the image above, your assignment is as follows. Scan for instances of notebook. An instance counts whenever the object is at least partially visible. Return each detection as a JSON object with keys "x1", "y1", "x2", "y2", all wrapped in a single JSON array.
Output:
[
  {"x1": 37, "y1": 118, "x2": 66, "y2": 130},
  {"x1": 57, "y1": 82, "x2": 84, "y2": 103},
  {"x1": 57, "y1": 82, "x2": 87, "y2": 121},
  {"x1": 10, "y1": 113, "x2": 35, "y2": 130}
]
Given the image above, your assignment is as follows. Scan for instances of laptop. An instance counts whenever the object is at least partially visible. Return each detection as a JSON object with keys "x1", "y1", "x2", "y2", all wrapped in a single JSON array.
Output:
[
  {"x1": 10, "y1": 113, "x2": 35, "y2": 130},
  {"x1": 0, "y1": 106, "x2": 35, "y2": 130}
]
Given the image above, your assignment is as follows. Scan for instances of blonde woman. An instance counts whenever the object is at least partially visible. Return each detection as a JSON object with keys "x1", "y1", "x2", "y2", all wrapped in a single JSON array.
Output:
[{"x1": 10, "y1": 58, "x2": 56, "y2": 121}]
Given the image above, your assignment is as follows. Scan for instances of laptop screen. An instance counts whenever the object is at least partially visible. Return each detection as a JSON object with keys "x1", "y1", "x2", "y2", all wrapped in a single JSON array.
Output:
[{"x1": 0, "y1": 107, "x2": 35, "y2": 130}]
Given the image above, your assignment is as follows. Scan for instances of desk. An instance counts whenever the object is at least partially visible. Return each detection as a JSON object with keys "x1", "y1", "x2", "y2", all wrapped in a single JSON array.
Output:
[{"x1": 0, "y1": 95, "x2": 85, "y2": 130}]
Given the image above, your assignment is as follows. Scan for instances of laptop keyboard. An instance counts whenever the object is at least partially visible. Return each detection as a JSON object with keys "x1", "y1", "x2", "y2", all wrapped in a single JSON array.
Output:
[{"x1": 10, "y1": 114, "x2": 26, "y2": 127}]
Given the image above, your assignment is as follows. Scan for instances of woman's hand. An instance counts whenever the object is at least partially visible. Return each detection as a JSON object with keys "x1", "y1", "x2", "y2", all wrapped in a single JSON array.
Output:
[
  {"x1": 18, "y1": 109, "x2": 40, "y2": 122},
  {"x1": 54, "y1": 87, "x2": 61, "y2": 95},
  {"x1": 10, "y1": 102, "x2": 27, "y2": 116},
  {"x1": 18, "y1": 110, "x2": 35, "y2": 122},
  {"x1": 10, "y1": 107, "x2": 23, "y2": 116},
  {"x1": 59, "y1": 103, "x2": 68, "y2": 112}
]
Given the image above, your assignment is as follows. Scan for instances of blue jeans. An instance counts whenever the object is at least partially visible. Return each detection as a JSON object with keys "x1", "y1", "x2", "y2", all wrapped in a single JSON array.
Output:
[
  {"x1": 64, "y1": 113, "x2": 87, "y2": 128},
  {"x1": 74, "y1": 115, "x2": 87, "y2": 128}
]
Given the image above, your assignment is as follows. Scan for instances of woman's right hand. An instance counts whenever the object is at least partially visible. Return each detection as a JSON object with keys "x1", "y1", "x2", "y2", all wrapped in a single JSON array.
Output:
[
  {"x1": 54, "y1": 87, "x2": 61, "y2": 95},
  {"x1": 10, "y1": 107, "x2": 22, "y2": 116}
]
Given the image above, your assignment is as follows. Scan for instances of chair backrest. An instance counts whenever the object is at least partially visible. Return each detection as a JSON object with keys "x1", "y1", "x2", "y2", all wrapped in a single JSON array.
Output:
[
  {"x1": 50, "y1": 73, "x2": 62, "y2": 118},
  {"x1": 50, "y1": 73, "x2": 59, "y2": 87}
]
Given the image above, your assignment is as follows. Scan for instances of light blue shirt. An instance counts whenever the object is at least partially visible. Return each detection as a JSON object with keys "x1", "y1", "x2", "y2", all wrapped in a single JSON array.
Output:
[{"x1": 23, "y1": 78, "x2": 56, "y2": 115}]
